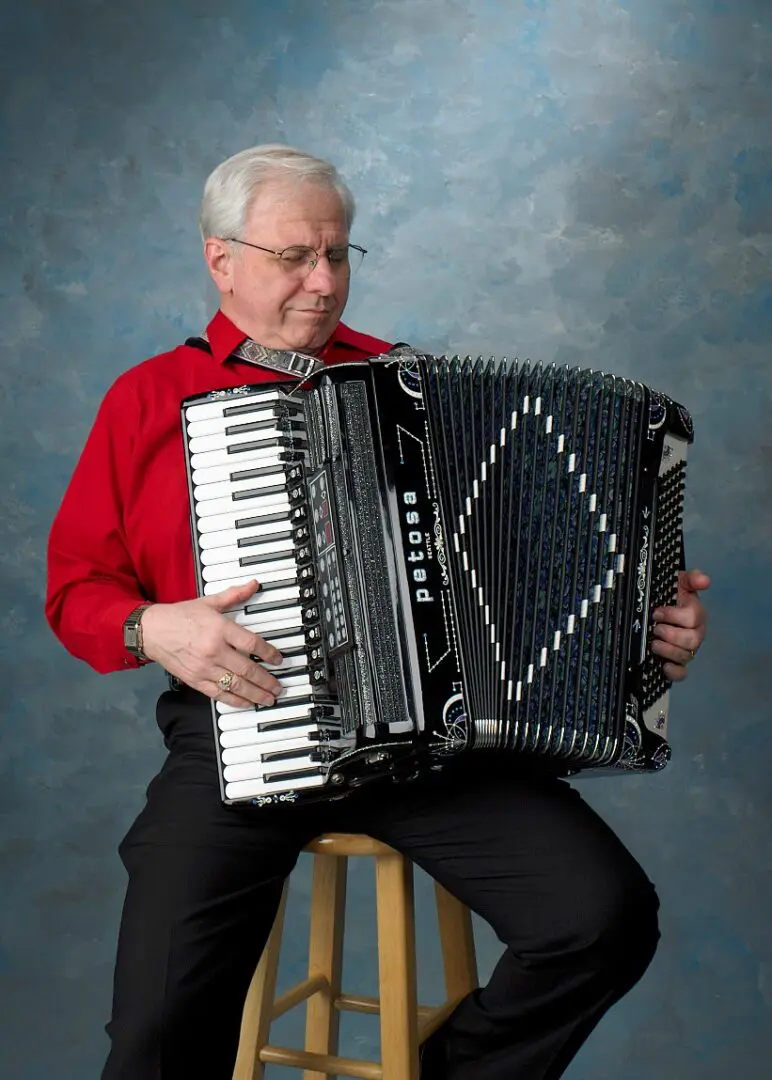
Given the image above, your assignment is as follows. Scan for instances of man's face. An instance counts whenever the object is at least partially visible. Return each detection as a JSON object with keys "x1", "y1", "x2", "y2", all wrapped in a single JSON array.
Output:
[{"x1": 205, "y1": 180, "x2": 352, "y2": 354}]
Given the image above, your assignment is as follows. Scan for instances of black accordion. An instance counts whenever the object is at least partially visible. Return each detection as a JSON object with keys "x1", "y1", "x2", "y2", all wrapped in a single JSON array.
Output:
[{"x1": 182, "y1": 349, "x2": 693, "y2": 806}]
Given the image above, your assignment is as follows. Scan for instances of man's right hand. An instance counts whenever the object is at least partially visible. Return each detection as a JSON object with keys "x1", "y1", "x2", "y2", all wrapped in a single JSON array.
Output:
[{"x1": 140, "y1": 580, "x2": 284, "y2": 708}]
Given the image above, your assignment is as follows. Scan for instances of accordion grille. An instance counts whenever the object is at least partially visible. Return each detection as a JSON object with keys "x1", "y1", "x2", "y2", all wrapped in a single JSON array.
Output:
[
  {"x1": 641, "y1": 457, "x2": 687, "y2": 712},
  {"x1": 423, "y1": 358, "x2": 647, "y2": 765}
]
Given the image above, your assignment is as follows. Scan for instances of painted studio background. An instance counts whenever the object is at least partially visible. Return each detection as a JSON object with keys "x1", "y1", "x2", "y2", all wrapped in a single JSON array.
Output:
[{"x1": 2, "y1": 1, "x2": 771, "y2": 1077}]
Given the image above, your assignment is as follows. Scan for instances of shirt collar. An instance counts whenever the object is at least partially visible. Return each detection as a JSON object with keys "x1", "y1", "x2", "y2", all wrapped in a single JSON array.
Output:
[{"x1": 205, "y1": 310, "x2": 250, "y2": 365}]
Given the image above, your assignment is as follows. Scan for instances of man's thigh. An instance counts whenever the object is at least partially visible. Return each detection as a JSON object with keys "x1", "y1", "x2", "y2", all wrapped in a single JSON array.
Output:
[{"x1": 355, "y1": 767, "x2": 655, "y2": 950}]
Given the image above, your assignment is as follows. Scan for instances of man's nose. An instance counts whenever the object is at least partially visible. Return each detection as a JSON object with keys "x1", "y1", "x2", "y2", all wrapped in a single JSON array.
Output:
[{"x1": 304, "y1": 256, "x2": 338, "y2": 292}]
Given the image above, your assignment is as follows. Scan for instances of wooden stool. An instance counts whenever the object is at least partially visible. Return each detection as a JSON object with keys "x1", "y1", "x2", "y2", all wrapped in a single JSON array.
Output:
[{"x1": 233, "y1": 832, "x2": 478, "y2": 1080}]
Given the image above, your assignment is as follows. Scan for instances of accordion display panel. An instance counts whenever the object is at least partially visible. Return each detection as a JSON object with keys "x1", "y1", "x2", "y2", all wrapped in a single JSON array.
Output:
[{"x1": 181, "y1": 351, "x2": 693, "y2": 806}]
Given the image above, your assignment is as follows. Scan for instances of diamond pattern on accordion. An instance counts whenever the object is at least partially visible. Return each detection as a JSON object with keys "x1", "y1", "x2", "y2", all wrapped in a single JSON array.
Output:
[{"x1": 423, "y1": 358, "x2": 645, "y2": 764}]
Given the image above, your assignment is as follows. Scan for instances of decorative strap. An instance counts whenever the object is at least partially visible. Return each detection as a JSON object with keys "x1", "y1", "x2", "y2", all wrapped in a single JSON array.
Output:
[{"x1": 199, "y1": 328, "x2": 325, "y2": 380}]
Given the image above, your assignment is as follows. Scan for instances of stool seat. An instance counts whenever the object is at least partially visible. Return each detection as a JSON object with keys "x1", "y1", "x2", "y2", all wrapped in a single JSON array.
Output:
[
  {"x1": 233, "y1": 832, "x2": 478, "y2": 1080},
  {"x1": 304, "y1": 833, "x2": 399, "y2": 858}
]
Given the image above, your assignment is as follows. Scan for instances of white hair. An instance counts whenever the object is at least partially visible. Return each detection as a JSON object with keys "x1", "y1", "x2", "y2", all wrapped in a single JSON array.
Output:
[{"x1": 199, "y1": 144, "x2": 356, "y2": 241}]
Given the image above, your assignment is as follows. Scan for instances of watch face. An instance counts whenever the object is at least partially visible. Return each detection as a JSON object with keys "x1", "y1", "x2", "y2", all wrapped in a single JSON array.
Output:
[{"x1": 124, "y1": 607, "x2": 147, "y2": 654}]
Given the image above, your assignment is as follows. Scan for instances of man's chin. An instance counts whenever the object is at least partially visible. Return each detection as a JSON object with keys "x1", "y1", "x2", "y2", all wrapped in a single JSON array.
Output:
[{"x1": 284, "y1": 316, "x2": 336, "y2": 354}]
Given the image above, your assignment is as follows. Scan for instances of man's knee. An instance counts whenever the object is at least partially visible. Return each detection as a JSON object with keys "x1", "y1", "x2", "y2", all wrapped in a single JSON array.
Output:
[
  {"x1": 511, "y1": 856, "x2": 660, "y2": 987},
  {"x1": 104, "y1": 983, "x2": 244, "y2": 1079},
  {"x1": 573, "y1": 863, "x2": 661, "y2": 984}
]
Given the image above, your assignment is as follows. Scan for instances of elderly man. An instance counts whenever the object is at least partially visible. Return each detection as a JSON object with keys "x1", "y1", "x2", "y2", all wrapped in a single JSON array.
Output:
[{"x1": 46, "y1": 145, "x2": 709, "y2": 1080}]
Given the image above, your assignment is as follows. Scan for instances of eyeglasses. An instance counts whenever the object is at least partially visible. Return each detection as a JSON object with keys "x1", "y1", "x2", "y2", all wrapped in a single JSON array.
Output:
[{"x1": 224, "y1": 238, "x2": 367, "y2": 275}]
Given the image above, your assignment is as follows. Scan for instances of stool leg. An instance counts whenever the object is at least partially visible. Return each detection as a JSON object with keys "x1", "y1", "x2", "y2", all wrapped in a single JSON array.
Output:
[
  {"x1": 232, "y1": 881, "x2": 289, "y2": 1080},
  {"x1": 434, "y1": 881, "x2": 479, "y2": 1004},
  {"x1": 376, "y1": 853, "x2": 419, "y2": 1080},
  {"x1": 303, "y1": 853, "x2": 348, "y2": 1080}
]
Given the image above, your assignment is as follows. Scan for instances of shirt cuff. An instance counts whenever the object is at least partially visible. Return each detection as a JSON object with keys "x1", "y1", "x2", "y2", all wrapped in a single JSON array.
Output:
[{"x1": 102, "y1": 596, "x2": 153, "y2": 669}]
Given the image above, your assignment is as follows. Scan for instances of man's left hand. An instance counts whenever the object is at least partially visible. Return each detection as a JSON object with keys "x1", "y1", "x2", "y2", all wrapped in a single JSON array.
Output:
[{"x1": 650, "y1": 568, "x2": 711, "y2": 682}]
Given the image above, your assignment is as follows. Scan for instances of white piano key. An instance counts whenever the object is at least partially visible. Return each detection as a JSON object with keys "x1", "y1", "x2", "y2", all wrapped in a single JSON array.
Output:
[
  {"x1": 200, "y1": 533, "x2": 296, "y2": 565},
  {"x1": 268, "y1": 682, "x2": 312, "y2": 704},
  {"x1": 265, "y1": 652, "x2": 309, "y2": 672},
  {"x1": 277, "y1": 673, "x2": 312, "y2": 690},
  {"x1": 262, "y1": 633, "x2": 306, "y2": 653},
  {"x1": 221, "y1": 731, "x2": 314, "y2": 755},
  {"x1": 189, "y1": 428, "x2": 281, "y2": 455},
  {"x1": 188, "y1": 427, "x2": 307, "y2": 457},
  {"x1": 224, "y1": 756, "x2": 315, "y2": 781},
  {"x1": 187, "y1": 406, "x2": 294, "y2": 438},
  {"x1": 222, "y1": 587, "x2": 304, "y2": 613},
  {"x1": 221, "y1": 726, "x2": 321, "y2": 762},
  {"x1": 218, "y1": 705, "x2": 316, "y2": 740},
  {"x1": 195, "y1": 490, "x2": 290, "y2": 520},
  {"x1": 217, "y1": 700, "x2": 315, "y2": 727},
  {"x1": 215, "y1": 584, "x2": 306, "y2": 616},
  {"x1": 188, "y1": 418, "x2": 283, "y2": 447},
  {"x1": 188, "y1": 414, "x2": 278, "y2": 441},
  {"x1": 192, "y1": 454, "x2": 287, "y2": 487},
  {"x1": 231, "y1": 608, "x2": 304, "y2": 633},
  {"x1": 222, "y1": 735, "x2": 320, "y2": 779},
  {"x1": 224, "y1": 731, "x2": 314, "y2": 762},
  {"x1": 185, "y1": 390, "x2": 291, "y2": 423},
  {"x1": 200, "y1": 539, "x2": 297, "y2": 570},
  {"x1": 225, "y1": 773, "x2": 325, "y2": 801},
  {"x1": 225, "y1": 758, "x2": 307, "y2": 784},
  {"x1": 196, "y1": 503, "x2": 292, "y2": 535},
  {"x1": 200, "y1": 521, "x2": 293, "y2": 551},
  {"x1": 194, "y1": 475, "x2": 288, "y2": 504},
  {"x1": 201, "y1": 548, "x2": 297, "y2": 583},
  {"x1": 225, "y1": 600, "x2": 305, "y2": 626},
  {"x1": 190, "y1": 442, "x2": 304, "y2": 472},
  {"x1": 202, "y1": 563, "x2": 299, "y2": 595}
]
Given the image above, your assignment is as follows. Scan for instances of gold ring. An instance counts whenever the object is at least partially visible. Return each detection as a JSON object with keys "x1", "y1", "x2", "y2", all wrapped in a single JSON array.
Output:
[
  {"x1": 688, "y1": 649, "x2": 696, "y2": 661},
  {"x1": 218, "y1": 670, "x2": 235, "y2": 693}
]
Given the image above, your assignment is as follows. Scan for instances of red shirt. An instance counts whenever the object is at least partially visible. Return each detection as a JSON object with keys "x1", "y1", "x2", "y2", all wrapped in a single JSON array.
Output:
[{"x1": 45, "y1": 311, "x2": 392, "y2": 674}]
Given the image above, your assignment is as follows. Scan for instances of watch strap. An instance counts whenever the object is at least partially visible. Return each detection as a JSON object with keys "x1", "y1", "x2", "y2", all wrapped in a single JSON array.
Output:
[{"x1": 123, "y1": 602, "x2": 153, "y2": 662}]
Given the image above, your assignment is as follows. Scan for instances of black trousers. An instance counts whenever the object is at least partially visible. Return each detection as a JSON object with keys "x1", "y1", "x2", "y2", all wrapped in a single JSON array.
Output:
[{"x1": 102, "y1": 688, "x2": 660, "y2": 1080}]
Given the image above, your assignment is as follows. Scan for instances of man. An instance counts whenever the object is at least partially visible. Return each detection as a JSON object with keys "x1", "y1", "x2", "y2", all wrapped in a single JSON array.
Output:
[{"x1": 46, "y1": 144, "x2": 709, "y2": 1079}]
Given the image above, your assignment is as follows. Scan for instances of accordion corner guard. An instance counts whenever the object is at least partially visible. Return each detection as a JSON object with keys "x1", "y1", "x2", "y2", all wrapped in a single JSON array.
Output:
[{"x1": 181, "y1": 349, "x2": 694, "y2": 806}]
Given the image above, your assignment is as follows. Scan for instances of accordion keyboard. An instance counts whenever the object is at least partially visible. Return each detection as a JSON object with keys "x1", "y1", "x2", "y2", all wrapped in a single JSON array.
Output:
[{"x1": 184, "y1": 387, "x2": 346, "y2": 803}]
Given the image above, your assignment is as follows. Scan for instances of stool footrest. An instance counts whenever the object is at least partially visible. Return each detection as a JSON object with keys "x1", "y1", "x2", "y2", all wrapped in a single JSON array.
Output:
[
  {"x1": 334, "y1": 992, "x2": 379, "y2": 1016},
  {"x1": 417, "y1": 999, "x2": 460, "y2": 1043},
  {"x1": 272, "y1": 974, "x2": 329, "y2": 1020},
  {"x1": 333, "y1": 992, "x2": 441, "y2": 1025},
  {"x1": 260, "y1": 1043, "x2": 382, "y2": 1079}
]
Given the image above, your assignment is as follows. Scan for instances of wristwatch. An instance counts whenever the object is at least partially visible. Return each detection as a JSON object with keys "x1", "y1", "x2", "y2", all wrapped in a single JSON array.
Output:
[{"x1": 123, "y1": 602, "x2": 153, "y2": 662}]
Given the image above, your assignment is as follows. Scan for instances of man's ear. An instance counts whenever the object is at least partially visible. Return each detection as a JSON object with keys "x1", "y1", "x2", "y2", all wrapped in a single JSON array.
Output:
[{"x1": 203, "y1": 237, "x2": 234, "y2": 294}]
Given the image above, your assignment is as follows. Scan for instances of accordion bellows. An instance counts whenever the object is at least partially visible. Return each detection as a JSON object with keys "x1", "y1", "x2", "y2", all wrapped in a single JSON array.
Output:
[{"x1": 182, "y1": 349, "x2": 693, "y2": 806}]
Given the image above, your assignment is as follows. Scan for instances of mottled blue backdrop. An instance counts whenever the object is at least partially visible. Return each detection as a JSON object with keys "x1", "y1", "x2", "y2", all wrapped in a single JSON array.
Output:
[{"x1": 1, "y1": 1, "x2": 771, "y2": 1078}]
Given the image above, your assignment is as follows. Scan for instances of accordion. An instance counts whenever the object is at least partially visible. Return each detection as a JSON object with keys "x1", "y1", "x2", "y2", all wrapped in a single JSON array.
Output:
[{"x1": 181, "y1": 349, "x2": 693, "y2": 807}]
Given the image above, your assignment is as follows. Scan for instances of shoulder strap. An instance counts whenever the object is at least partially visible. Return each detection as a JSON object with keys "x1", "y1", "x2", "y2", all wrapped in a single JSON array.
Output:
[
  {"x1": 188, "y1": 330, "x2": 322, "y2": 379},
  {"x1": 184, "y1": 336, "x2": 212, "y2": 353}
]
